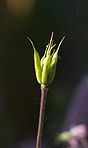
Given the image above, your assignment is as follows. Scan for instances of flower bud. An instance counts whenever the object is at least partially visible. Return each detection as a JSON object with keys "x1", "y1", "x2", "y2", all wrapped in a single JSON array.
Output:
[{"x1": 27, "y1": 33, "x2": 65, "y2": 87}]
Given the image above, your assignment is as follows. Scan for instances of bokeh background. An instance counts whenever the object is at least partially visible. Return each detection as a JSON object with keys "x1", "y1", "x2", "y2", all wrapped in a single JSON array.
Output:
[{"x1": 0, "y1": 0, "x2": 88, "y2": 148}]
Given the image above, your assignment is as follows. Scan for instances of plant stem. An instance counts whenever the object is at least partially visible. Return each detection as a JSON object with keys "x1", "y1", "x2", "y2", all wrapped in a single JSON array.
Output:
[{"x1": 36, "y1": 86, "x2": 48, "y2": 148}]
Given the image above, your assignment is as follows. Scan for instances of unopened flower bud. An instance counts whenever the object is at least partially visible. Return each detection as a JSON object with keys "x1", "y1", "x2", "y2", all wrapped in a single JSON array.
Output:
[{"x1": 27, "y1": 32, "x2": 65, "y2": 87}]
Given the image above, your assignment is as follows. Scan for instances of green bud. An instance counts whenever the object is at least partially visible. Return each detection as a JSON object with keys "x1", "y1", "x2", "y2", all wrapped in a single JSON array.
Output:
[
  {"x1": 57, "y1": 131, "x2": 73, "y2": 142},
  {"x1": 27, "y1": 33, "x2": 65, "y2": 87}
]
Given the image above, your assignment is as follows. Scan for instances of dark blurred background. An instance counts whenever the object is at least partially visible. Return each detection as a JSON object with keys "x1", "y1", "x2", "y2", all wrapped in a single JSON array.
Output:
[{"x1": 0, "y1": 0, "x2": 88, "y2": 148}]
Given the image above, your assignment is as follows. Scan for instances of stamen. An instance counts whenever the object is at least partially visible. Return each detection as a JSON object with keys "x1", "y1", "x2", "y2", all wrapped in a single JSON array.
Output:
[
  {"x1": 49, "y1": 32, "x2": 54, "y2": 47},
  {"x1": 51, "y1": 44, "x2": 56, "y2": 50},
  {"x1": 51, "y1": 49, "x2": 55, "y2": 57},
  {"x1": 44, "y1": 47, "x2": 48, "y2": 57},
  {"x1": 46, "y1": 43, "x2": 49, "y2": 50},
  {"x1": 47, "y1": 32, "x2": 54, "y2": 55}
]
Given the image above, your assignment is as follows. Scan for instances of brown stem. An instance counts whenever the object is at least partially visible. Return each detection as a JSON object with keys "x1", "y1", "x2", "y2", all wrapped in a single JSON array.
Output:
[{"x1": 36, "y1": 87, "x2": 48, "y2": 148}]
